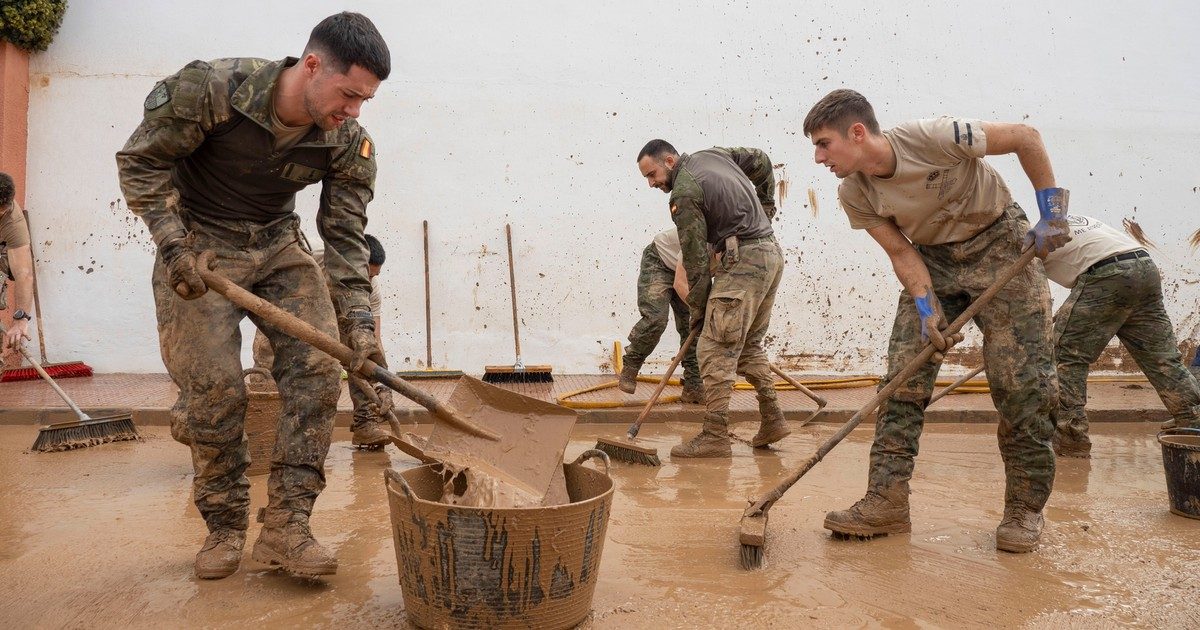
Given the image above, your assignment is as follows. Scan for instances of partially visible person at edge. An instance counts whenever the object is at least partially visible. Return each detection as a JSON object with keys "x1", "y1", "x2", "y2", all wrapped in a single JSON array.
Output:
[
  {"x1": 249, "y1": 234, "x2": 394, "y2": 449},
  {"x1": 1044, "y1": 214, "x2": 1200, "y2": 458},
  {"x1": 636, "y1": 139, "x2": 788, "y2": 458},
  {"x1": 617, "y1": 227, "x2": 704, "y2": 405},
  {"x1": 116, "y1": 12, "x2": 390, "y2": 581},
  {"x1": 804, "y1": 89, "x2": 1070, "y2": 553},
  {"x1": 0, "y1": 172, "x2": 35, "y2": 352}
]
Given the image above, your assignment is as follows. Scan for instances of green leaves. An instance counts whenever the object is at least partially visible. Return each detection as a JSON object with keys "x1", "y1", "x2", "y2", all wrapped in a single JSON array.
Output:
[{"x1": 0, "y1": 0, "x2": 68, "y2": 52}]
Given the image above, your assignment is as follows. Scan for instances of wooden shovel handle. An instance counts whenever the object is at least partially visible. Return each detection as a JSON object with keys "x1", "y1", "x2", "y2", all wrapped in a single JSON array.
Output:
[{"x1": 194, "y1": 251, "x2": 499, "y2": 441}]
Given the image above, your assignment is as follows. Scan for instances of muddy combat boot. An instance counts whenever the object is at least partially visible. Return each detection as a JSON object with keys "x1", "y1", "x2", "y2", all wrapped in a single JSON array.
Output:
[
  {"x1": 750, "y1": 401, "x2": 790, "y2": 448},
  {"x1": 618, "y1": 365, "x2": 639, "y2": 394},
  {"x1": 1052, "y1": 428, "x2": 1091, "y2": 459},
  {"x1": 195, "y1": 529, "x2": 245, "y2": 579},
  {"x1": 252, "y1": 511, "x2": 338, "y2": 576},
  {"x1": 995, "y1": 503, "x2": 1044, "y2": 553},
  {"x1": 823, "y1": 484, "x2": 911, "y2": 538},
  {"x1": 680, "y1": 381, "x2": 705, "y2": 405},
  {"x1": 670, "y1": 415, "x2": 732, "y2": 458},
  {"x1": 352, "y1": 420, "x2": 393, "y2": 450}
]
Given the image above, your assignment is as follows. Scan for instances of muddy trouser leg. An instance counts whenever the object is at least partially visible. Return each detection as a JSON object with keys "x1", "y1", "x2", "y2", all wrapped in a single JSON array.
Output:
[
  {"x1": 348, "y1": 375, "x2": 380, "y2": 431},
  {"x1": 251, "y1": 328, "x2": 275, "y2": 370},
  {"x1": 1114, "y1": 259, "x2": 1200, "y2": 429},
  {"x1": 736, "y1": 241, "x2": 785, "y2": 408},
  {"x1": 246, "y1": 242, "x2": 342, "y2": 521},
  {"x1": 153, "y1": 246, "x2": 252, "y2": 534},
  {"x1": 623, "y1": 244, "x2": 676, "y2": 373},
  {"x1": 669, "y1": 289, "x2": 701, "y2": 387},
  {"x1": 698, "y1": 241, "x2": 783, "y2": 429},
  {"x1": 967, "y1": 208, "x2": 1056, "y2": 511},
  {"x1": 1052, "y1": 269, "x2": 1129, "y2": 443}
]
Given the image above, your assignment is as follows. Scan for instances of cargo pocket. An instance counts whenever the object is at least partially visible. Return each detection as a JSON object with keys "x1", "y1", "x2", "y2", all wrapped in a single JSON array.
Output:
[{"x1": 704, "y1": 290, "x2": 746, "y2": 344}]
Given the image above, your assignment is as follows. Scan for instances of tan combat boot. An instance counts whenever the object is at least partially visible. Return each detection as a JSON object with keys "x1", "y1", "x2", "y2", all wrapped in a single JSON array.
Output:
[
  {"x1": 995, "y1": 503, "x2": 1044, "y2": 553},
  {"x1": 617, "y1": 365, "x2": 639, "y2": 394},
  {"x1": 252, "y1": 511, "x2": 338, "y2": 576},
  {"x1": 352, "y1": 420, "x2": 394, "y2": 450},
  {"x1": 823, "y1": 484, "x2": 911, "y2": 537},
  {"x1": 194, "y1": 529, "x2": 245, "y2": 579},
  {"x1": 680, "y1": 381, "x2": 705, "y2": 405},
  {"x1": 670, "y1": 415, "x2": 732, "y2": 458},
  {"x1": 750, "y1": 401, "x2": 790, "y2": 447},
  {"x1": 1052, "y1": 429, "x2": 1091, "y2": 459}
]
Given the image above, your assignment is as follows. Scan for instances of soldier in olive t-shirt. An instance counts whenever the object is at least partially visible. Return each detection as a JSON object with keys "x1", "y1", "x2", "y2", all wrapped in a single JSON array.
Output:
[{"x1": 803, "y1": 90, "x2": 1071, "y2": 554}]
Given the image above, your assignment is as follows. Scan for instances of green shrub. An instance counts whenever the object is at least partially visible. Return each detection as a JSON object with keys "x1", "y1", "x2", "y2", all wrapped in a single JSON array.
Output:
[{"x1": 0, "y1": 0, "x2": 68, "y2": 52}]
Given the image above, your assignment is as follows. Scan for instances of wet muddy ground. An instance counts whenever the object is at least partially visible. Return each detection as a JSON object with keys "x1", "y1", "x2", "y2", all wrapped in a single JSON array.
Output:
[{"x1": 0, "y1": 422, "x2": 1196, "y2": 628}]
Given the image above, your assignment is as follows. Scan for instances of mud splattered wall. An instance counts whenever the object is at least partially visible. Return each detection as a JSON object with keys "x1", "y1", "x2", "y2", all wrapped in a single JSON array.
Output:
[{"x1": 21, "y1": 1, "x2": 1200, "y2": 373}]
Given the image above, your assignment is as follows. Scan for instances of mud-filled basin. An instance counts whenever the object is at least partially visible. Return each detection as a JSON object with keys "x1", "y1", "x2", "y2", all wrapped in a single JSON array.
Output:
[
  {"x1": 385, "y1": 451, "x2": 614, "y2": 629},
  {"x1": 1159, "y1": 428, "x2": 1200, "y2": 519}
]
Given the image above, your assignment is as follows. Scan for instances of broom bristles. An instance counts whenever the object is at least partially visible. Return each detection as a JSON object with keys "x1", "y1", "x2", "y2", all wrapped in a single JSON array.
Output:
[
  {"x1": 2, "y1": 361, "x2": 94, "y2": 383},
  {"x1": 594, "y1": 438, "x2": 661, "y2": 466},
  {"x1": 481, "y1": 367, "x2": 554, "y2": 383},
  {"x1": 31, "y1": 417, "x2": 139, "y2": 453}
]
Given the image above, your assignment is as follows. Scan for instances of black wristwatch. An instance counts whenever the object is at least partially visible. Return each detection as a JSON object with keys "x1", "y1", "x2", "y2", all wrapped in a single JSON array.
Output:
[{"x1": 12, "y1": 309, "x2": 32, "y2": 322}]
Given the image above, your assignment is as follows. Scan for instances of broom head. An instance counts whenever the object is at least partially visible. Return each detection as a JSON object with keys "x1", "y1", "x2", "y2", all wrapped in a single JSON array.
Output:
[
  {"x1": 2, "y1": 361, "x2": 93, "y2": 383},
  {"x1": 481, "y1": 364, "x2": 554, "y2": 383},
  {"x1": 739, "y1": 510, "x2": 768, "y2": 570},
  {"x1": 393, "y1": 368, "x2": 465, "y2": 380},
  {"x1": 31, "y1": 413, "x2": 139, "y2": 453},
  {"x1": 595, "y1": 435, "x2": 660, "y2": 466}
]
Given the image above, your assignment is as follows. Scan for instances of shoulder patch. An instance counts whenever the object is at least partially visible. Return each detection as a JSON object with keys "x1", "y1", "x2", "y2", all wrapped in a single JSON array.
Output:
[
  {"x1": 358, "y1": 138, "x2": 373, "y2": 159},
  {"x1": 144, "y1": 83, "x2": 171, "y2": 110}
]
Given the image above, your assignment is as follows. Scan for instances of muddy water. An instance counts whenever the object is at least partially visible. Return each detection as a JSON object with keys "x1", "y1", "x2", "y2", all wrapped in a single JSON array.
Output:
[{"x1": 0, "y1": 423, "x2": 1196, "y2": 628}]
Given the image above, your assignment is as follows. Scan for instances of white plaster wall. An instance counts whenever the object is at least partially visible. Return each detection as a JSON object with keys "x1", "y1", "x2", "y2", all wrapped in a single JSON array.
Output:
[{"x1": 21, "y1": 0, "x2": 1200, "y2": 374}]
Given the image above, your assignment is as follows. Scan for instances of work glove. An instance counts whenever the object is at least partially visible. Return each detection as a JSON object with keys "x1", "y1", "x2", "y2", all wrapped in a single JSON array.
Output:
[
  {"x1": 161, "y1": 234, "x2": 206, "y2": 300},
  {"x1": 343, "y1": 311, "x2": 385, "y2": 373},
  {"x1": 1023, "y1": 187, "x2": 1072, "y2": 258},
  {"x1": 915, "y1": 292, "x2": 963, "y2": 363},
  {"x1": 370, "y1": 383, "x2": 395, "y2": 417}
]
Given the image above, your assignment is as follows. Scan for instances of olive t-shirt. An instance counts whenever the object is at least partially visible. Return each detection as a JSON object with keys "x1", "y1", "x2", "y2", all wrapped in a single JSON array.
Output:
[
  {"x1": 838, "y1": 117, "x2": 1014, "y2": 245},
  {"x1": 1, "y1": 201, "x2": 30, "y2": 249}
]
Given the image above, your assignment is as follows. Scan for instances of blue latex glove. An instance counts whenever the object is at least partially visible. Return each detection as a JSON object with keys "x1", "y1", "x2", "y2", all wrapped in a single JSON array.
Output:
[
  {"x1": 915, "y1": 293, "x2": 938, "y2": 345},
  {"x1": 1023, "y1": 187, "x2": 1072, "y2": 258},
  {"x1": 914, "y1": 292, "x2": 962, "y2": 361}
]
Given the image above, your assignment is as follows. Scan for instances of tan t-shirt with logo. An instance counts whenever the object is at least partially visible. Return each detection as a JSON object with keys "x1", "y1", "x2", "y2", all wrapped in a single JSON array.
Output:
[
  {"x1": 839, "y1": 117, "x2": 1014, "y2": 245},
  {"x1": 652, "y1": 228, "x2": 682, "y2": 270},
  {"x1": 1042, "y1": 215, "x2": 1142, "y2": 288}
]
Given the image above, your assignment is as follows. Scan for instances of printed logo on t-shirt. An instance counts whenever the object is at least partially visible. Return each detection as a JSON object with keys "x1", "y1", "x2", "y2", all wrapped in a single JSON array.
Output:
[{"x1": 924, "y1": 169, "x2": 957, "y2": 200}]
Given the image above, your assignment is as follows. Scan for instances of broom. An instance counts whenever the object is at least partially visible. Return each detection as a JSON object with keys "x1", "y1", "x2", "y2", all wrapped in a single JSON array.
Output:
[
  {"x1": 595, "y1": 326, "x2": 700, "y2": 466},
  {"x1": 483, "y1": 223, "x2": 553, "y2": 383},
  {"x1": 739, "y1": 247, "x2": 1037, "y2": 570},
  {"x1": 12, "y1": 339, "x2": 139, "y2": 452},
  {"x1": 396, "y1": 220, "x2": 463, "y2": 379},
  {"x1": 2, "y1": 211, "x2": 93, "y2": 381}
]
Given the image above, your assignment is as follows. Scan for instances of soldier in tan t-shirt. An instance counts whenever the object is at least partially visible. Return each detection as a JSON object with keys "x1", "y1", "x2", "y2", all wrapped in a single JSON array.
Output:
[
  {"x1": 802, "y1": 89, "x2": 1072, "y2": 554},
  {"x1": 0, "y1": 172, "x2": 35, "y2": 352}
]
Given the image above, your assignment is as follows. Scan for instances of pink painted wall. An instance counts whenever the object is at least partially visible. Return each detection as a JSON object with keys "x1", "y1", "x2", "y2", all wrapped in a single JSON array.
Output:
[{"x1": 1, "y1": 40, "x2": 29, "y2": 368}]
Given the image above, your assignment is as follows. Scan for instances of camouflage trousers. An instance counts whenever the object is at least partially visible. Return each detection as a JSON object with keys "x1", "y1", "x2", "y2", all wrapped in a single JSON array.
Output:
[
  {"x1": 1054, "y1": 256, "x2": 1200, "y2": 439},
  {"x1": 623, "y1": 243, "x2": 700, "y2": 387},
  {"x1": 253, "y1": 326, "x2": 382, "y2": 431},
  {"x1": 697, "y1": 238, "x2": 784, "y2": 424},
  {"x1": 153, "y1": 213, "x2": 342, "y2": 533},
  {"x1": 871, "y1": 204, "x2": 1057, "y2": 510}
]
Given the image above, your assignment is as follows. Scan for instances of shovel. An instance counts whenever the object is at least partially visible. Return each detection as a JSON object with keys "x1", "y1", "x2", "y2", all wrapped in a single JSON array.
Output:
[{"x1": 195, "y1": 252, "x2": 577, "y2": 503}]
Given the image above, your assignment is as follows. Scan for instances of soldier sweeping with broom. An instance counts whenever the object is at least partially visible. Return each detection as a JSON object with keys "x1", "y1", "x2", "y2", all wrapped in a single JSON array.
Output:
[
  {"x1": 633, "y1": 140, "x2": 786, "y2": 458},
  {"x1": 0, "y1": 172, "x2": 34, "y2": 353},
  {"x1": 116, "y1": 12, "x2": 391, "y2": 579},
  {"x1": 805, "y1": 90, "x2": 1070, "y2": 552}
]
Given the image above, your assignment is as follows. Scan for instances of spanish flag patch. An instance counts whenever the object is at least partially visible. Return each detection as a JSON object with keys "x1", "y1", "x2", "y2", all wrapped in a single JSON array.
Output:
[{"x1": 359, "y1": 138, "x2": 373, "y2": 159}]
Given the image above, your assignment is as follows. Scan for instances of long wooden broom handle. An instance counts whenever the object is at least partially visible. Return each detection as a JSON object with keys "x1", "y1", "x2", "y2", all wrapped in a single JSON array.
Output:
[
  {"x1": 627, "y1": 325, "x2": 701, "y2": 439},
  {"x1": 11, "y1": 342, "x2": 89, "y2": 423},
  {"x1": 505, "y1": 223, "x2": 522, "y2": 360},
  {"x1": 423, "y1": 220, "x2": 432, "y2": 368},
  {"x1": 746, "y1": 247, "x2": 1038, "y2": 515},
  {"x1": 769, "y1": 364, "x2": 828, "y2": 408},
  {"x1": 194, "y1": 252, "x2": 499, "y2": 441},
  {"x1": 928, "y1": 365, "x2": 986, "y2": 405}
]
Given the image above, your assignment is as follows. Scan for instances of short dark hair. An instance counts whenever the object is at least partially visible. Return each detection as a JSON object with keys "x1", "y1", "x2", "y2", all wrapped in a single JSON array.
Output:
[
  {"x1": 637, "y1": 139, "x2": 678, "y2": 162},
  {"x1": 803, "y1": 89, "x2": 881, "y2": 137},
  {"x1": 305, "y1": 12, "x2": 391, "y2": 81},
  {"x1": 0, "y1": 172, "x2": 14, "y2": 209},
  {"x1": 365, "y1": 233, "x2": 385, "y2": 266}
]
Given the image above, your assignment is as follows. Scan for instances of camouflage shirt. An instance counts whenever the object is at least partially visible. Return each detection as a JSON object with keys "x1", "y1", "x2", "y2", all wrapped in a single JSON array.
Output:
[
  {"x1": 115, "y1": 57, "x2": 378, "y2": 313},
  {"x1": 667, "y1": 146, "x2": 775, "y2": 317}
]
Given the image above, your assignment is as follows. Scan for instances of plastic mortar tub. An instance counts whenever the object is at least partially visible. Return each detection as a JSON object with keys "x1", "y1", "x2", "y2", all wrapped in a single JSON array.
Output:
[{"x1": 1159, "y1": 427, "x2": 1200, "y2": 519}]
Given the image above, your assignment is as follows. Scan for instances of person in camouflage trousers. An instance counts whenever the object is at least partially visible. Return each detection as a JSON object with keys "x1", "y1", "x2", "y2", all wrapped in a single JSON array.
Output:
[
  {"x1": 636, "y1": 139, "x2": 786, "y2": 458},
  {"x1": 1044, "y1": 215, "x2": 1200, "y2": 458},
  {"x1": 618, "y1": 228, "x2": 703, "y2": 404},
  {"x1": 116, "y1": 13, "x2": 391, "y2": 580},
  {"x1": 805, "y1": 89, "x2": 1071, "y2": 553}
]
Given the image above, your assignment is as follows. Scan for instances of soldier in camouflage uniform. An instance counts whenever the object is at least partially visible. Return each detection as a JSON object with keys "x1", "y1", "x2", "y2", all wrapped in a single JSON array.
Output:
[
  {"x1": 636, "y1": 139, "x2": 786, "y2": 458},
  {"x1": 1045, "y1": 215, "x2": 1200, "y2": 457},
  {"x1": 804, "y1": 90, "x2": 1071, "y2": 553},
  {"x1": 116, "y1": 12, "x2": 391, "y2": 580},
  {"x1": 618, "y1": 228, "x2": 703, "y2": 404}
]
